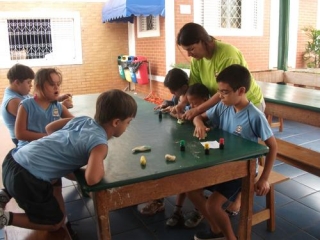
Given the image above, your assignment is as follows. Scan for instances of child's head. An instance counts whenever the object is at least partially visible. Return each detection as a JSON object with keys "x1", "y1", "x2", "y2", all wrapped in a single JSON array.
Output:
[
  {"x1": 7, "y1": 64, "x2": 34, "y2": 95},
  {"x1": 34, "y1": 68, "x2": 62, "y2": 101},
  {"x1": 216, "y1": 64, "x2": 251, "y2": 105},
  {"x1": 186, "y1": 83, "x2": 210, "y2": 108},
  {"x1": 94, "y1": 89, "x2": 137, "y2": 137},
  {"x1": 164, "y1": 68, "x2": 189, "y2": 97}
]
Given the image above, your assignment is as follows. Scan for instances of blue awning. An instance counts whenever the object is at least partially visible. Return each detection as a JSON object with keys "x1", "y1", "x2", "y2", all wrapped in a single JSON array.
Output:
[{"x1": 102, "y1": 0, "x2": 165, "y2": 23}]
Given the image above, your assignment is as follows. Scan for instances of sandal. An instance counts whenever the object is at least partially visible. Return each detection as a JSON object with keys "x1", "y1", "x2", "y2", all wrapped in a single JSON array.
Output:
[{"x1": 225, "y1": 208, "x2": 240, "y2": 217}]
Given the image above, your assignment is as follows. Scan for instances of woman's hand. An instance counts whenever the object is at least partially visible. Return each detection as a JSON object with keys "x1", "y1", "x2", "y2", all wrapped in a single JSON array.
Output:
[{"x1": 183, "y1": 108, "x2": 200, "y2": 120}]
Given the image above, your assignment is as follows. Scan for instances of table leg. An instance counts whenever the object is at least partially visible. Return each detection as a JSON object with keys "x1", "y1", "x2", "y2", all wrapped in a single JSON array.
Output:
[
  {"x1": 93, "y1": 191, "x2": 111, "y2": 240},
  {"x1": 238, "y1": 160, "x2": 256, "y2": 240}
]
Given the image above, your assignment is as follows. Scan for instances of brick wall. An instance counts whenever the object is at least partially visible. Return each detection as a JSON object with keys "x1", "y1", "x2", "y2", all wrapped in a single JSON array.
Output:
[{"x1": 0, "y1": 1, "x2": 129, "y2": 103}]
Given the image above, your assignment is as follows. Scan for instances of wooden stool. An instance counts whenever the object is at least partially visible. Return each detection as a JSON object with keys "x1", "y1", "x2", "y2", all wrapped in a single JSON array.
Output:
[
  {"x1": 252, "y1": 164, "x2": 289, "y2": 231},
  {"x1": 267, "y1": 115, "x2": 284, "y2": 132}
]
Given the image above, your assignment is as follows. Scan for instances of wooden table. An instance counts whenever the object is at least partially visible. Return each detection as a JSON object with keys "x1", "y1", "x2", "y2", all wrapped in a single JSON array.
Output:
[
  {"x1": 71, "y1": 93, "x2": 269, "y2": 240},
  {"x1": 257, "y1": 81, "x2": 320, "y2": 127}
]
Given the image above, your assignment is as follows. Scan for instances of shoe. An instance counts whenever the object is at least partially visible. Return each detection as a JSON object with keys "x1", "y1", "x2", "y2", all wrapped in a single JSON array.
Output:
[
  {"x1": 66, "y1": 221, "x2": 79, "y2": 240},
  {"x1": 225, "y1": 208, "x2": 239, "y2": 217},
  {"x1": 184, "y1": 210, "x2": 203, "y2": 228},
  {"x1": 0, "y1": 189, "x2": 10, "y2": 209},
  {"x1": 0, "y1": 208, "x2": 9, "y2": 229},
  {"x1": 194, "y1": 229, "x2": 225, "y2": 240},
  {"x1": 166, "y1": 211, "x2": 184, "y2": 227},
  {"x1": 140, "y1": 200, "x2": 165, "y2": 215}
]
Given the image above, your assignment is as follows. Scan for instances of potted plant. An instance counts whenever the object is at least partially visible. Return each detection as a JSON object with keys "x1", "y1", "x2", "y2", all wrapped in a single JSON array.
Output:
[{"x1": 303, "y1": 26, "x2": 320, "y2": 68}]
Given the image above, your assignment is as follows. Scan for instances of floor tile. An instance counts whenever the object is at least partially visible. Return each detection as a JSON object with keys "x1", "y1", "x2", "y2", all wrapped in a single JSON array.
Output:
[
  {"x1": 293, "y1": 173, "x2": 320, "y2": 191},
  {"x1": 273, "y1": 164, "x2": 306, "y2": 178},
  {"x1": 275, "y1": 180, "x2": 316, "y2": 200},
  {"x1": 276, "y1": 201, "x2": 320, "y2": 229},
  {"x1": 297, "y1": 192, "x2": 320, "y2": 212}
]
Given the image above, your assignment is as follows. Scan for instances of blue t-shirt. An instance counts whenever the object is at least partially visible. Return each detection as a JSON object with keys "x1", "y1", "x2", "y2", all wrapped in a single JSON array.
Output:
[
  {"x1": 1, "y1": 88, "x2": 30, "y2": 140},
  {"x1": 206, "y1": 102, "x2": 273, "y2": 142},
  {"x1": 17, "y1": 97, "x2": 63, "y2": 148},
  {"x1": 12, "y1": 116, "x2": 108, "y2": 182}
]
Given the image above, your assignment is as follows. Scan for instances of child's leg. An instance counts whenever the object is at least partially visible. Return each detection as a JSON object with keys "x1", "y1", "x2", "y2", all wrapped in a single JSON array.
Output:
[
  {"x1": 225, "y1": 192, "x2": 241, "y2": 216},
  {"x1": 173, "y1": 192, "x2": 186, "y2": 212},
  {"x1": 206, "y1": 192, "x2": 237, "y2": 240},
  {"x1": 1, "y1": 211, "x2": 64, "y2": 231},
  {"x1": 166, "y1": 193, "x2": 186, "y2": 227}
]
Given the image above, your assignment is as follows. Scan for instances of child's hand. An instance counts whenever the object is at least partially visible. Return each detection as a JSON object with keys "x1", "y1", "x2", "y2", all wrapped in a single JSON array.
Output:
[
  {"x1": 193, "y1": 123, "x2": 210, "y2": 140},
  {"x1": 254, "y1": 179, "x2": 270, "y2": 196},
  {"x1": 62, "y1": 96, "x2": 73, "y2": 109},
  {"x1": 58, "y1": 93, "x2": 72, "y2": 102}
]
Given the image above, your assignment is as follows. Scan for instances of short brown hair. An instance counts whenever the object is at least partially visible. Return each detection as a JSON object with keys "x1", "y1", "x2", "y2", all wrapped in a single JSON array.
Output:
[
  {"x1": 94, "y1": 89, "x2": 137, "y2": 124},
  {"x1": 7, "y1": 64, "x2": 35, "y2": 84}
]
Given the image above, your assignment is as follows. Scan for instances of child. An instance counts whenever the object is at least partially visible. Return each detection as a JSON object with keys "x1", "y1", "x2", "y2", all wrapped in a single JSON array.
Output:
[
  {"x1": 1, "y1": 64, "x2": 34, "y2": 146},
  {"x1": 166, "y1": 83, "x2": 210, "y2": 228},
  {"x1": 140, "y1": 68, "x2": 189, "y2": 216},
  {"x1": 0, "y1": 90, "x2": 137, "y2": 236},
  {"x1": 189, "y1": 64, "x2": 277, "y2": 240},
  {"x1": 1, "y1": 64, "x2": 73, "y2": 147},
  {"x1": 14, "y1": 68, "x2": 74, "y2": 149},
  {"x1": 154, "y1": 68, "x2": 189, "y2": 114}
]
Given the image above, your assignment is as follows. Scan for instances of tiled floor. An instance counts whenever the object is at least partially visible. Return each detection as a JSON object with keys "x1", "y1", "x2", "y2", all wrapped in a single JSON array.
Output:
[{"x1": 1, "y1": 118, "x2": 320, "y2": 239}]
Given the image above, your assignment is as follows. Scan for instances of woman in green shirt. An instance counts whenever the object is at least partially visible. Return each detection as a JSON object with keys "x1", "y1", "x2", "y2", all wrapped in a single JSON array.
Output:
[{"x1": 176, "y1": 22, "x2": 265, "y2": 120}]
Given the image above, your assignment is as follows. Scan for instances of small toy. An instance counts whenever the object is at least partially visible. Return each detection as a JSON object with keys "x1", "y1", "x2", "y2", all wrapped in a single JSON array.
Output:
[
  {"x1": 140, "y1": 156, "x2": 147, "y2": 165},
  {"x1": 132, "y1": 145, "x2": 151, "y2": 153},
  {"x1": 165, "y1": 154, "x2": 176, "y2": 161},
  {"x1": 204, "y1": 143, "x2": 210, "y2": 155},
  {"x1": 177, "y1": 119, "x2": 185, "y2": 124},
  {"x1": 219, "y1": 138, "x2": 225, "y2": 149},
  {"x1": 180, "y1": 140, "x2": 185, "y2": 151}
]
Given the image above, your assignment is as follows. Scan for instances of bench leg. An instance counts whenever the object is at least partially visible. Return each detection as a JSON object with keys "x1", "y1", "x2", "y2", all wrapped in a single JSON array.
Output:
[{"x1": 266, "y1": 185, "x2": 276, "y2": 231}]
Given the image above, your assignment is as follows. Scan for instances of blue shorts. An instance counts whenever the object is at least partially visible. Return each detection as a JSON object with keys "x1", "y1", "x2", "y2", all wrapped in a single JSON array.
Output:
[
  {"x1": 2, "y1": 150, "x2": 64, "y2": 225},
  {"x1": 205, "y1": 178, "x2": 242, "y2": 202}
]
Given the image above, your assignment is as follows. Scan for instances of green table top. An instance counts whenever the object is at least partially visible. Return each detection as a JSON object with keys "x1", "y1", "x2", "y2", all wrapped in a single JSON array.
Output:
[
  {"x1": 73, "y1": 93, "x2": 269, "y2": 192},
  {"x1": 257, "y1": 81, "x2": 320, "y2": 112}
]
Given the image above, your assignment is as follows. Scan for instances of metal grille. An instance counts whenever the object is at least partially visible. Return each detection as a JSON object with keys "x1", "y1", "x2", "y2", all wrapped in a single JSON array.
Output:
[
  {"x1": 7, "y1": 19, "x2": 52, "y2": 60},
  {"x1": 220, "y1": 0, "x2": 241, "y2": 28}
]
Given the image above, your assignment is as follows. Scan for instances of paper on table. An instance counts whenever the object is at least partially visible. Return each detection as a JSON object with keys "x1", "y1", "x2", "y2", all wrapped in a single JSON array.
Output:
[{"x1": 200, "y1": 141, "x2": 219, "y2": 149}]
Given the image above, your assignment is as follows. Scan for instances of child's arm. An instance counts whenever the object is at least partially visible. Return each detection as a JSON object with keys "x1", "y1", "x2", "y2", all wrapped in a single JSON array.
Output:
[
  {"x1": 85, "y1": 144, "x2": 108, "y2": 186},
  {"x1": 15, "y1": 105, "x2": 47, "y2": 141},
  {"x1": 6, "y1": 98, "x2": 22, "y2": 117},
  {"x1": 45, "y1": 117, "x2": 73, "y2": 134},
  {"x1": 193, "y1": 113, "x2": 210, "y2": 140},
  {"x1": 254, "y1": 136, "x2": 277, "y2": 196},
  {"x1": 61, "y1": 104, "x2": 74, "y2": 118}
]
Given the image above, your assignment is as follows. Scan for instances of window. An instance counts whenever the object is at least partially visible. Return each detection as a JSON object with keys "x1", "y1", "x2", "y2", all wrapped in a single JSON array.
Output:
[
  {"x1": 137, "y1": 15, "x2": 160, "y2": 38},
  {"x1": 194, "y1": 0, "x2": 263, "y2": 36},
  {"x1": 0, "y1": 11, "x2": 82, "y2": 68}
]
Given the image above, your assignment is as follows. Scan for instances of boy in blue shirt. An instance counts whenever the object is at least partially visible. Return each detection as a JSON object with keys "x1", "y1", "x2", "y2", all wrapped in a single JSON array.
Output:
[
  {"x1": 0, "y1": 90, "x2": 137, "y2": 236},
  {"x1": 190, "y1": 64, "x2": 277, "y2": 240}
]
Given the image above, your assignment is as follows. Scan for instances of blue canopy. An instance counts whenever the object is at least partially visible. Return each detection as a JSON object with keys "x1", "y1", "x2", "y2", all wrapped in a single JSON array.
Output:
[{"x1": 102, "y1": 0, "x2": 165, "y2": 23}]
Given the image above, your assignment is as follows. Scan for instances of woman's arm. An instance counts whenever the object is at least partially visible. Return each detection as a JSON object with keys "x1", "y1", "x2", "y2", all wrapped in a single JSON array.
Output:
[{"x1": 183, "y1": 92, "x2": 221, "y2": 120}]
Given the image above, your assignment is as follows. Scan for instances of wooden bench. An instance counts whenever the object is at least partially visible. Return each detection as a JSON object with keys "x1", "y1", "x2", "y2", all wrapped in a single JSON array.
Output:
[
  {"x1": 253, "y1": 138, "x2": 320, "y2": 231},
  {"x1": 275, "y1": 138, "x2": 320, "y2": 177},
  {"x1": 251, "y1": 165, "x2": 289, "y2": 231}
]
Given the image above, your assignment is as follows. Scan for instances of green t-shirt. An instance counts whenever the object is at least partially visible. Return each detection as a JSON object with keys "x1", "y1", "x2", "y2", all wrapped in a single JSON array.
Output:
[{"x1": 189, "y1": 40, "x2": 263, "y2": 106}]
